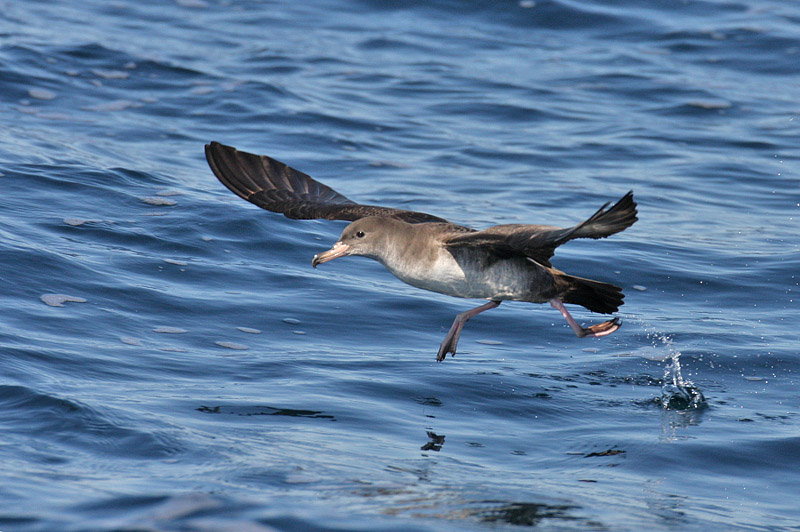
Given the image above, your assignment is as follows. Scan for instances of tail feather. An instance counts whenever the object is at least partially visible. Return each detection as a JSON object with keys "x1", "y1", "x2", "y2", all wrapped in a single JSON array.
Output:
[
  {"x1": 567, "y1": 191, "x2": 637, "y2": 241},
  {"x1": 558, "y1": 274, "x2": 624, "y2": 314}
]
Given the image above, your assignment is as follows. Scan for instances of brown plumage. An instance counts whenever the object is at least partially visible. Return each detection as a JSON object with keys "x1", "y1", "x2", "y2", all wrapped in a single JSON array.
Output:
[{"x1": 206, "y1": 141, "x2": 638, "y2": 361}]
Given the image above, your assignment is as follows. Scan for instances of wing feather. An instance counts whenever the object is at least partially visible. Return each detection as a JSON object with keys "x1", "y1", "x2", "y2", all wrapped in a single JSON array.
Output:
[
  {"x1": 205, "y1": 142, "x2": 451, "y2": 224},
  {"x1": 443, "y1": 192, "x2": 637, "y2": 267}
]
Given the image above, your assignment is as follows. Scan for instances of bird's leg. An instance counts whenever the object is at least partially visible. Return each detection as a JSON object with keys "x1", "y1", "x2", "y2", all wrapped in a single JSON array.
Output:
[
  {"x1": 549, "y1": 299, "x2": 621, "y2": 338},
  {"x1": 437, "y1": 300, "x2": 501, "y2": 362}
]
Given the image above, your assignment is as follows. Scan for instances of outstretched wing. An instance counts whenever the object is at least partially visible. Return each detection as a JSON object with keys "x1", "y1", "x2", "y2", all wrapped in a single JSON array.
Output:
[
  {"x1": 205, "y1": 142, "x2": 451, "y2": 224},
  {"x1": 443, "y1": 191, "x2": 637, "y2": 267}
]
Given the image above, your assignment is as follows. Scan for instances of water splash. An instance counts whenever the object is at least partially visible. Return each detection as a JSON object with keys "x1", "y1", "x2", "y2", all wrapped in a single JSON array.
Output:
[
  {"x1": 655, "y1": 334, "x2": 706, "y2": 410},
  {"x1": 622, "y1": 314, "x2": 707, "y2": 410}
]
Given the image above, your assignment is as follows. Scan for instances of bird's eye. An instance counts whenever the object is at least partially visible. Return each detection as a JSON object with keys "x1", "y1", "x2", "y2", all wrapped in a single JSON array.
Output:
[{"x1": 356, "y1": 231, "x2": 365, "y2": 238}]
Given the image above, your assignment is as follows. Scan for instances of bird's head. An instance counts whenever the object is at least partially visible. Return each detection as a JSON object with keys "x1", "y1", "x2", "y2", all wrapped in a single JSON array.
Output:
[{"x1": 312, "y1": 217, "x2": 403, "y2": 268}]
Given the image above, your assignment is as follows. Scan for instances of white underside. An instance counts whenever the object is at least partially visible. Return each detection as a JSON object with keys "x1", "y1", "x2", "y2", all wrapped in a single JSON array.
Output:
[{"x1": 381, "y1": 247, "x2": 542, "y2": 301}]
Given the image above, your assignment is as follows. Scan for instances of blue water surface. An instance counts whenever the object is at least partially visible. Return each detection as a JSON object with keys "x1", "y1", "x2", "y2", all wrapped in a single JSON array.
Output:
[{"x1": 1, "y1": 1, "x2": 799, "y2": 530}]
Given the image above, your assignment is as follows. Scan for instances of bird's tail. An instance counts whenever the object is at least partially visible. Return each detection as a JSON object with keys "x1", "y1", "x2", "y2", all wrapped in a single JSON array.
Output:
[
  {"x1": 556, "y1": 273, "x2": 624, "y2": 314},
  {"x1": 565, "y1": 191, "x2": 637, "y2": 241}
]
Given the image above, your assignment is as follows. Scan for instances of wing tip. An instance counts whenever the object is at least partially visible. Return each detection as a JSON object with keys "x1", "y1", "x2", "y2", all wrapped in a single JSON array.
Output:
[{"x1": 205, "y1": 140, "x2": 233, "y2": 163}]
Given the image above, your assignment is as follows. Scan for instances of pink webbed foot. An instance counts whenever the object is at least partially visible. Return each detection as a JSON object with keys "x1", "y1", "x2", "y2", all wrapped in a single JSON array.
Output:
[
  {"x1": 549, "y1": 299, "x2": 621, "y2": 339},
  {"x1": 436, "y1": 326, "x2": 461, "y2": 362},
  {"x1": 436, "y1": 300, "x2": 501, "y2": 362},
  {"x1": 578, "y1": 316, "x2": 621, "y2": 338}
]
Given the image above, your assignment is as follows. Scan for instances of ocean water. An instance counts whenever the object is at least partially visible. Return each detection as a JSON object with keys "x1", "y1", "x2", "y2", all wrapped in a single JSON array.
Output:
[{"x1": 1, "y1": 0, "x2": 798, "y2": 530}]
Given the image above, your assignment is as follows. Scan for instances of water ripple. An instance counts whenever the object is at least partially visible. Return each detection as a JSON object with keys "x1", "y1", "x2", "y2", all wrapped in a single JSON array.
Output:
[{"x1": 1, "y1": 0, "x2": 799, "y2": 530}]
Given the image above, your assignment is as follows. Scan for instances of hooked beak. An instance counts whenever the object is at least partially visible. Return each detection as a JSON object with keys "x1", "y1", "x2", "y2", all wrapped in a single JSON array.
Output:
[{"x1": 312, "y1": 241, "x2": 350, "y2": 268}]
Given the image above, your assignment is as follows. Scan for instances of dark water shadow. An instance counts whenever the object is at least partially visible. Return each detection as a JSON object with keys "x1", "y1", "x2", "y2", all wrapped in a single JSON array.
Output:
[
  {"x1": 197, "y1": 404, "x2": 335, "y2": 420},
  {"x1": 420, "y1": 431, "x2": 445, "y2": 452},
  {"x1": 474, "y1": 500, "x2": 596, "y2": 528}
]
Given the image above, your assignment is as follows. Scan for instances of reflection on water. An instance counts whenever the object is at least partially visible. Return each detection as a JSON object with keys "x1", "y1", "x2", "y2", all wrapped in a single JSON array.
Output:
[
  {"x1": 368, "y1": 490, "x2": 601, "y2": 529},
  {"x1": 474, "y1": 501, "x2": 599, "y2": 529},
  {"x1": 660, "y1": 405, "x2": 706, "y2": 443},
  {"x1": 197, "y1": 404, "x2": 336, "y2": 419},
  {"x1": 420, "y1": 431, "x2": 445, "y2": 452}
]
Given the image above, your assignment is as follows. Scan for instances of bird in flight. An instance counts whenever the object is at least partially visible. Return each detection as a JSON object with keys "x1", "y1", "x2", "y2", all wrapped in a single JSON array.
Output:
[{"x1": 206, "y1": 142, "x2": 637, "y2": 361}]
